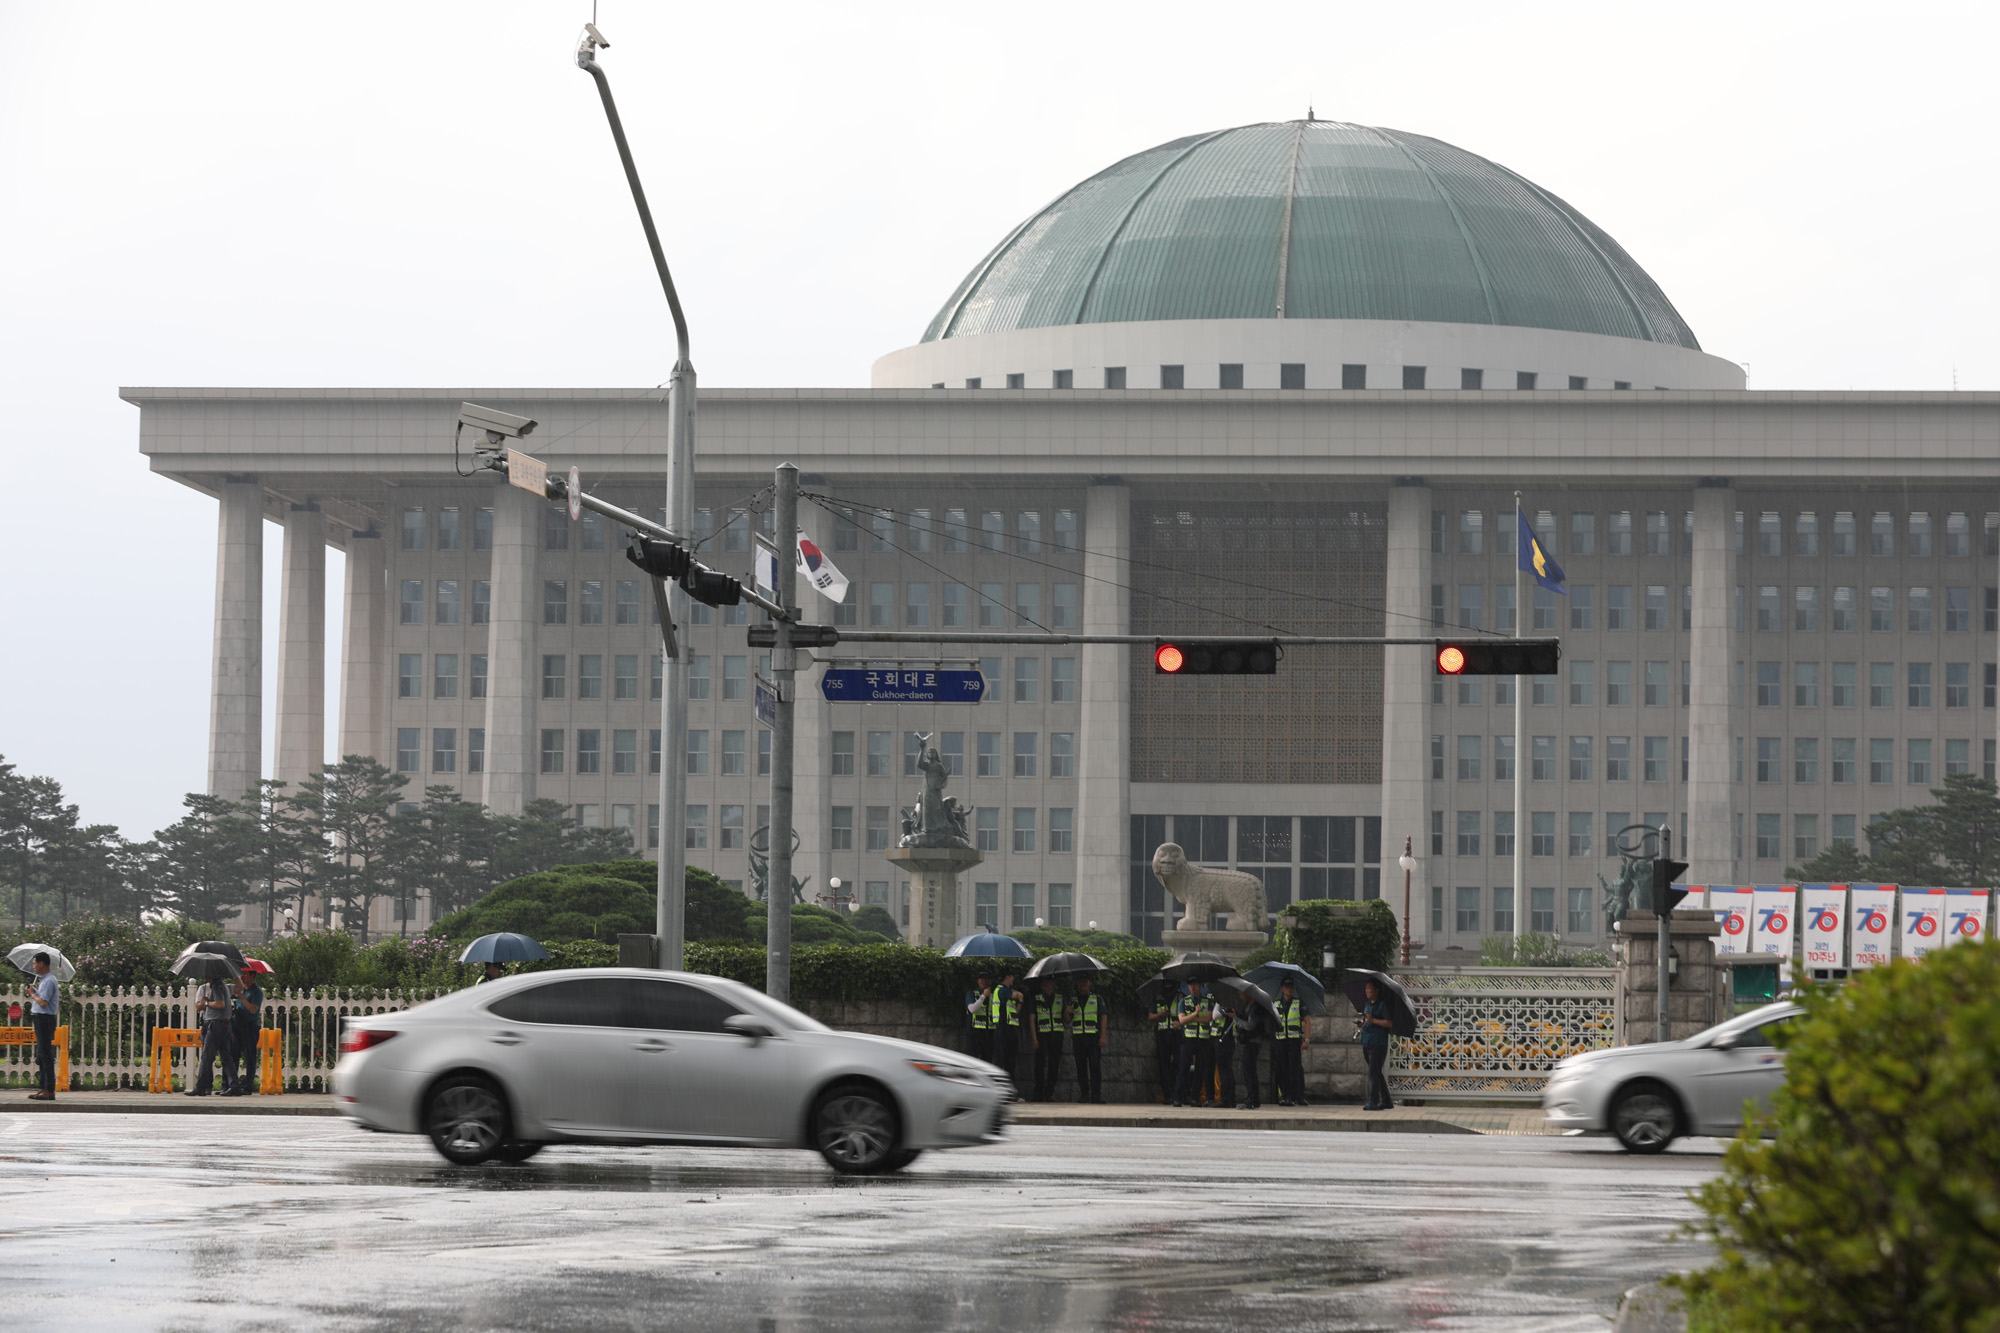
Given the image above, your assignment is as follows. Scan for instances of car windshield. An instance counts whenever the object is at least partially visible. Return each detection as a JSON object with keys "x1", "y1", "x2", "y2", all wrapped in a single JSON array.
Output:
[
  {"x1": 710, "y1": 977, "x2": 830, "y2": 1033},
  {"x1": 1693, "y1": 1000, "x2": 1798, "y2": 1047}
]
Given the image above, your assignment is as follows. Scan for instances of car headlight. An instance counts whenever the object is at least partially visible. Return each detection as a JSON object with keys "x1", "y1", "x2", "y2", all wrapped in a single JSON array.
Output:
[{"x1": 908, "y1": 1060, "x2": 986, "y2": 1087}]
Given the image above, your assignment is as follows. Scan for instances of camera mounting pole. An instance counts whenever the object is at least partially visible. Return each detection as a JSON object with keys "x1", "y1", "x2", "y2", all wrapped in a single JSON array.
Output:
[{"x1": 577, "y1": 24, "x2": 698, "y2": 971}]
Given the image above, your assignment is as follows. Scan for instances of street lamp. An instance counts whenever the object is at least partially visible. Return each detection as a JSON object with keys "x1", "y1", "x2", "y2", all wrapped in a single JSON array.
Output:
[{"x1": 1398, "y1": 838, "x2": 1418, "y2": 966}]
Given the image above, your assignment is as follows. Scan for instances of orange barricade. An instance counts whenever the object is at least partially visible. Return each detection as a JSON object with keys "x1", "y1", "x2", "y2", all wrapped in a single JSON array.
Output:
[
  {"x1": 0, "y1": 1025, "x2": 68, "y2": 1091},
  {"x1": 258, "y1": 1028, "x2": 283, "y2": 1094},
  {"x1": 149, "y1": 1027, "x2": 202, "y2": 1092}
]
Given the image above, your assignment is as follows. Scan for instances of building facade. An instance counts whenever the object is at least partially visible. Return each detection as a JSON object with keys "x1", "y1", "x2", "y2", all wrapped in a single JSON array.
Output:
[{"x1": 132, "y1": 120, "x2": 2000, "y2": 947}]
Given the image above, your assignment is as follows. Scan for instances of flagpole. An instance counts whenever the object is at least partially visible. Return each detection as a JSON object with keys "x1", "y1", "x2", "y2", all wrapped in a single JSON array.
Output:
[{"x1": 1514, "y1": 491, "x2": 1528, "y2": 946}]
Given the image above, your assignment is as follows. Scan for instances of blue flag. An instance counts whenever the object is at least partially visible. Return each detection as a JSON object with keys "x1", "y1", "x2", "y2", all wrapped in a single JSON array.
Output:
[{"x1": 1518, "y1": 508, "x2": 1566, "y2": 594}]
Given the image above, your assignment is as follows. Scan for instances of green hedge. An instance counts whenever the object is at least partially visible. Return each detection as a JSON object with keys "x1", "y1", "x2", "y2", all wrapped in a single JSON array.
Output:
[{"x1": 1274, "y1": 898, "x2": 1400, "y2": 981}]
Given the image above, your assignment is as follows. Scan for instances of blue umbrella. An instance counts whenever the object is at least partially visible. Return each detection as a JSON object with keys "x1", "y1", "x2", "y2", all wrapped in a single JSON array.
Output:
[
  {"x1": 944, "y1": 926, "x2": 1034, "y2": 958},
  {"x1": 1243, "y1": 961, "x2": 1329, "y2": 1016},
  {"x1": 458, "y1": 933, "x2": 553, "y2": 965}
]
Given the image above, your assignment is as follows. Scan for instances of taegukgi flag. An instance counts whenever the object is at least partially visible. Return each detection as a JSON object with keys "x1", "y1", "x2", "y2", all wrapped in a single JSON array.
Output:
[
  {"x1": 1800, "y1": 885, "x2": 1846, "y2": 969},
  {"x1": 1752, "y1": 886, "x2": 1797, "y2": 957},
  {"x1": 1517, "y1": 507, "x2": 1567, "y2": 595},
  {"x1": 1709, "y1": 887, "x2": 1755, "y2": 955},
  {"x1": 795, "y1": 529, "x2": 849, "y2": 604},
  {"x1": 1901, "y1": 887, "x2": 1948, "y2": 960},
  {"x1": 1848, "y1": 885, "x2": 1896, "y2": 968}
]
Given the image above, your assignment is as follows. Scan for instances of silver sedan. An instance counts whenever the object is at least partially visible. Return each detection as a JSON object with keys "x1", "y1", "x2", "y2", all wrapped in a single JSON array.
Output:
[
  {"x1": 332, "y1": 968, "x2": 1010, "y2": 1173},
  {"x1": 1541, "y1": 1000, "x2": 1801, "y2": 1152}
]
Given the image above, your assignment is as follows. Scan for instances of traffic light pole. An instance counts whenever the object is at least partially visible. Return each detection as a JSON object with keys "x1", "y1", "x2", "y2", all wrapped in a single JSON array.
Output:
[
  {"x1": 766, "y1": 464, "x2": 799, "y2": 1002},
  {"x1": 1658, "y1": 826, "x2": 1673, "y2": 1043}
]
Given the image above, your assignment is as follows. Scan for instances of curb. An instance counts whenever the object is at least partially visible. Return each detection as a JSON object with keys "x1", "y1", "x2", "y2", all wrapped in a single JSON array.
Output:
[
  {"x1": 2, "y1": 1097, "x2": 338, "y2": 1118},
  {"x1": 1010, "y1": 1109, "x2": 1480, "y2": 1134}
]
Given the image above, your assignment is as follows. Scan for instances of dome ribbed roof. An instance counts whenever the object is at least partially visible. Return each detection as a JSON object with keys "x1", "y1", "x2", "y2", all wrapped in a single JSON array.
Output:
[{"x1": 922, "y1": 120, "x2": 1699, "y2": 349}]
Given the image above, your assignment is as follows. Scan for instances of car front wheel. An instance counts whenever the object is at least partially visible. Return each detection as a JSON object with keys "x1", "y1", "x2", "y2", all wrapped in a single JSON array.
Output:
[
  {"x1": 425, "y1": 1075, "x2": 509, "y2": 1165},
  {"x1": 1611, "y1": 1081, "x2": 1679, "y2": 1154},
  {"x1": 813, "y1": 1084, "x2": 900, "y2": 1175}
]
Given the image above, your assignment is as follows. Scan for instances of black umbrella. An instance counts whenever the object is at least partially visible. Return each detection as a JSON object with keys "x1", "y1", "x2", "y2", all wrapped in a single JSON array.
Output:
[
  {"x1": 1341, "y1": 968, "x2": 1417, "y2": 1038},
  {"x1": 1160, "y1": 951, "x2": 1237, "y2": 982},
  {"x1": 1243, "y1": 961, "x2": 1329, "y2": 1016},
  {"x1": 1135, "y1": 973, "x2": 1177, "y2": 1010},
  {"x1": 171, "y1": 951, "x2": 242, "y2": 982},
  {"x1": 1206, "y1": 975, "x2": 1279, "y2": 1024},
  {"x1": 1024, "y1": 951, "x2": 1109, "y2": 980},
  {"x1": 177, "y1": 940, "x2": 246, "y2": 968}
]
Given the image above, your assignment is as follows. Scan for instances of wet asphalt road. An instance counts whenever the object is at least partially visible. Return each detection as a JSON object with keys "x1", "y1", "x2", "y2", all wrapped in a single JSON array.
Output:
[{"x1": 0, "y1": 1113, "x2": 1719, "y2": 1332}]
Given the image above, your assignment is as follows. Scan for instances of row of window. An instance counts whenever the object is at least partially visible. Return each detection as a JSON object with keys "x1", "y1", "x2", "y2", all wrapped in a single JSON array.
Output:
[
  {"x1": 399, "y1": 506, "x2": 490, "y2": 552},
  {"x1": 970, "y1": 882, "x2": 1076, "y2": 930},
  {"x1": 827, "y1": 805, "x2": 1076, "y2": 855},
  {"x1": 1431, "y1": 734, "x2": 1997, "y2": 785},
  {"x1": 841, "y1": 581, "x2": 1080, "y2": 631},
  {"x1": 827, "y1": 506, "x2": 1079, "y2": 557},
  {"x1": 1432, "y1": 582, "x2": 2000, "y2": 634},
  {"x1": 1439, "y1": 509, "x2": 2000, "y2": 560},
  {"x1": 942, "y1": 366, "x2": 1633, "y2": 392},
  {"x1": 1438, "y1": 660, "x2": 2000, "y2": 711},
  {"x1": 1432, "y1": 886, "x2": 1590, "y2": 936},
  {"x1": 830, "y1": 730, "x2": 1078, "y2": 779},
  {"x1": 1432, "y1": 807, "x2": 1924, "y2": 869}
]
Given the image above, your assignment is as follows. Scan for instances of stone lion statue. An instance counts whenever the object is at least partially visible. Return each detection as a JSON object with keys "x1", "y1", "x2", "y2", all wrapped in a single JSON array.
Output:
[{"x1": 1151, "y1": 842, "x2": 1268, "y2": 933}]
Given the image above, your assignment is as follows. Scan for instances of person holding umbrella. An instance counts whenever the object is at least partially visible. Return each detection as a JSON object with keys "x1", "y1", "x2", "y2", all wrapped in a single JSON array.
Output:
[
  {"x1": 1145, "y1": 983, "x2": 1180, "y2": 1104},
  {"x1": 181, "y1": 957, "x2": 239, "y2": 1097},
  {"x1": 477, "y1": 962, "x2": 508, "y2": 984},
  {"x1": 993, "y1": 968, "x2": 1025, "y2": 1091},
  {"x1": 1273, "y1": 976, "x2": 1310, "y2": 1107},
  {"x1": 23, "y1": 953, "x2": 58, "y2": 1101},
  {"x1": 1067, "y1": 973, "x2": 1105, "y2": 1103},
  {"x1": 1357, "y1": 978, "x2": 1396, "y2": 1111},
  {"x1": 1173, "y1": 984, "x2": 1219, "y2": 1107},
  {"x1": 222, "y1": 960, "x2": 270, "y2": 1096},
  {"x1": 1028, "y1": 975, "x2": 1065, "y2": 1101}
]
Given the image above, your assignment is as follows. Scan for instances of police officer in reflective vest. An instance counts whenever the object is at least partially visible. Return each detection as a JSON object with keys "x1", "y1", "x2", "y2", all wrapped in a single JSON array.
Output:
[
  {"x1": 993, "y1": 968, "x2": 1024, "y2": 1090},
  {"x1": 1146, "y1": 984, "x2": 1181, "y2": 1103},
  {"x1": 1231, "y1": 995, "x2": 1266, "y2": 1110},
  {"x1": 1273, "y1": 977, "x2": 1310, "y2": 1106},
  {"x1": 1173, "y1": 984, "x2": 1219, "y2": 1106},
  {"x1": 1029, "y1": 976, "x2": 1066, "y2": 1101},
  {"x1": 967, "y1": 971, "x2": 996, "y2": 1065},
  {"x1": 1068, "y1": 974, "x2": 1105, "y2": 1103}
]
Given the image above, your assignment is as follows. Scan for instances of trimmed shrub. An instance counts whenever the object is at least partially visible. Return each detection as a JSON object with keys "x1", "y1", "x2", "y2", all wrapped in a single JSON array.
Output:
[
  {"x1": 1007, "y1": 926, "x2": 1145, "y2": 953},
  {"x1": 1672, "y1": 943, "x2": 2000, "y2": 1331},
  {"x1": 848, "y1": 904, "x2": 900, "y2": 941},
  {"x1": 256, "y1": 930, "x2": 359, "y2": 990},
  {"x1": 1275, "y1": 899, "x2": 1399, "y2": 979},
  {"x1": 432, "y1": 861, "x2": 733, "y2": 945},
  {"x1": 41, "y1": 915, "x2": 178, "y2": 987}
]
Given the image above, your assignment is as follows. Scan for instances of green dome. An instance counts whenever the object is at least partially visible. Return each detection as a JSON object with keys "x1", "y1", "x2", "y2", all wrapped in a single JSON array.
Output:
[{"x1": 923, "y1": 120, "x2": 1699, "y2": 349}]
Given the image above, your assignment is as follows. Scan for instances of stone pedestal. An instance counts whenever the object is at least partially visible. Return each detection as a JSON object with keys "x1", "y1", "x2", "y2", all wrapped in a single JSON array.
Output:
[
  {"x1": 1614, "y1": 910, "x2": 1728, "y2": 1044},
  {"x1": 885, "y1": 845, "x2": 983, "y2": 948},
  {"x1": 1160, "y1": 929, "x2": 1270, "y2": 966}
]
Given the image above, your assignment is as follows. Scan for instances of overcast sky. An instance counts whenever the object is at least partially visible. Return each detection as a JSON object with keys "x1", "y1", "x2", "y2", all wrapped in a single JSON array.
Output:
[{"x1": 3, "y1": 1, "x2": 1996, "y2": 840}]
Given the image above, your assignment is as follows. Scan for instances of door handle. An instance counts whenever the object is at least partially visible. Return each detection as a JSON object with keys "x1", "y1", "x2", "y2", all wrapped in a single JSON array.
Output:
[
  {"x1": 490, "y1": 1031, "x2": 524, "y2": 1046},
  {"x1": 631, "y1": 1038, "x2": 674, "y2": 1053}
]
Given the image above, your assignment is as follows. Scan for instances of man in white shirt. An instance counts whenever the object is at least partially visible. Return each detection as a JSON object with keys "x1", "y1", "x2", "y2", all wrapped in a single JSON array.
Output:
[{"x1": 25, "y1": 954, "x2": 57, "y2": 1101}]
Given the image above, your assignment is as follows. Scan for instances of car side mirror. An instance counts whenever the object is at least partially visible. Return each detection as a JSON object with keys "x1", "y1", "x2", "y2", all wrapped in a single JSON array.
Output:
[
  {"x1": 724, "y1": 1014, "x2": 775, "y2": 1043},
  {"x1": 1711, "y1": 1032, "x2": 1740, "y2": 1052}
]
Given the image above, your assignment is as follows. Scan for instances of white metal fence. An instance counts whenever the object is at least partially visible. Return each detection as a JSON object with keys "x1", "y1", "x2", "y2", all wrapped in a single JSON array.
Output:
[
  {"x1": 1, "y1": 985, "x2": 451, "y2": 1093},
  {"x1": 1388, "y1": 967, "x2": 1620, "y2": 1100}
]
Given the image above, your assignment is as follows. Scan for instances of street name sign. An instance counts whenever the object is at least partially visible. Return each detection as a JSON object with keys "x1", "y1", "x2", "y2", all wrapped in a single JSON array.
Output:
[{"x1": 819, "y1": 668, "x2": 985, "y2": 703}]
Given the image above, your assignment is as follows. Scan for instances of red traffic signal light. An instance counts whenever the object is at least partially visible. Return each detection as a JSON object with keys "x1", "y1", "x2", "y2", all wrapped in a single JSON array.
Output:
[
  {"x1": 1433, "y1": 639, "x2": 1561, "y2": 676},
  {"x1": 1153, "y1": 640, "x2": 1278, "y2": 675}
]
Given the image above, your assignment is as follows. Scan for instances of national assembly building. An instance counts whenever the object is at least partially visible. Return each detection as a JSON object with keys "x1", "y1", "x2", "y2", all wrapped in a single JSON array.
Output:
[{"x1": 130, "y1": 119, "x2": 2000, "y2": 948}]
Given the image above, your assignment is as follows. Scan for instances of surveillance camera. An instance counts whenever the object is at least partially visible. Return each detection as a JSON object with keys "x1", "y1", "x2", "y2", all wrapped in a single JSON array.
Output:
[
  {"x1": 584, "y1": 22, "x2": 610, "y2": 48},
  {"x1": 458, "y1": 402, "x2": 538, "y2": 442}
]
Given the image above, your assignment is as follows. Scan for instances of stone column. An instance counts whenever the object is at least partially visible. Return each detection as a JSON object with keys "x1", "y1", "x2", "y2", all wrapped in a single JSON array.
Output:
[
  {"x1": 1688, "y1": 484, "x2": 1736, "y2": 886},
  {"x1": 337, "y1": 530, "x2": 388, "y2": 766},
  {"x1": 1379, "y1": 482, "x2": 1432, "y2": 947},
  {"x1": 275, "y1": 504, "x2": 327, "y2": 789},
  {"x1": 1075, "y1": 480, "x2": 1131, "y2": 934},
  {"x1": 209, "y1": 477, "x2": 264, "y2": 800},
  {"x1": 481, "y1": 485, "x2": 540, "y2": 816}
]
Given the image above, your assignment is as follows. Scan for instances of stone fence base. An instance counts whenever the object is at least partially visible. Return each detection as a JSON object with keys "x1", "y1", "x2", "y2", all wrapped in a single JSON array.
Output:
[{"x1": 800, "y1": 999, "x2": 1368, "y2": 1104}]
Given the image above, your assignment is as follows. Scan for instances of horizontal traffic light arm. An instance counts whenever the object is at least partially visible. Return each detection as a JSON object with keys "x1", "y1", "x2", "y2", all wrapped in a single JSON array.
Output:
[{"x1": 822, "y1": 633, "x2": 1455, "y2": 646}]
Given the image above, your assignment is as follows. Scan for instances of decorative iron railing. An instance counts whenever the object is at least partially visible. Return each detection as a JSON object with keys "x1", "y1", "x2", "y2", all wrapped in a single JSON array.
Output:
[
  {"x1": 1387, "y1": 967, "x2": 1620, "y2": 1100},
  {"x1": 0, "y1": 985, "x2": 452, "y2": 1093}
]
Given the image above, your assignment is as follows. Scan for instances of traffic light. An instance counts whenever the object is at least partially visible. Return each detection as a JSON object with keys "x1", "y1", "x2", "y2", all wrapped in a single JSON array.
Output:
[
  {"x1": 1153, "y1": 640, "x2": 1278, "y2": 675},
  {"x1": 1651, "y1": 856, "x2": 1691, "y2": 914},
  {"x1": 625, "y1": 537, "x2": 692, "y2": 580},
  {"x1": 681, "y1": 569, "x2": 743, "y2": 607},
  {"x1": 1433, "y1": 638, "x2": 1561, "y2": 676}
]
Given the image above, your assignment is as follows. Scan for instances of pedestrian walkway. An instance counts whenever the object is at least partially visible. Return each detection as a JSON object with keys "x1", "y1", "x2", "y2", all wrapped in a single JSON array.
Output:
[
  {"x1": 1010, "y1": 1103, "x2": 1559, "y2": 1136},
  {"x1": 1, "y1": 1090, "x2": 339, "y2": 1116}
]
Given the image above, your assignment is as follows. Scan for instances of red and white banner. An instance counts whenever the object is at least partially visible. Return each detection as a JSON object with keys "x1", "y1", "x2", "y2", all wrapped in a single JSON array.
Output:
[
  {"x1": 1752, "y1": 886, "x2": 1797, "y2": 957},
  {"x1": 1945, "y1": 889, "x2": 1989, "y2": 948},
  {"x1": 1681, "y1": 886, "x2": 1709, "y2": 913},
  {"x1": 1800, "y1": 885, "x2": 1846, "y2": 968},
  {"x1": 1901, "y1": 888, "x2": 1948, "y2": 960},
  {"x1": 1709, "y1": 887, "x2": 1755, "y2": 955},
  {"x1": 1848, "y1": 885, "x2": 1896, "y2": 968}
]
